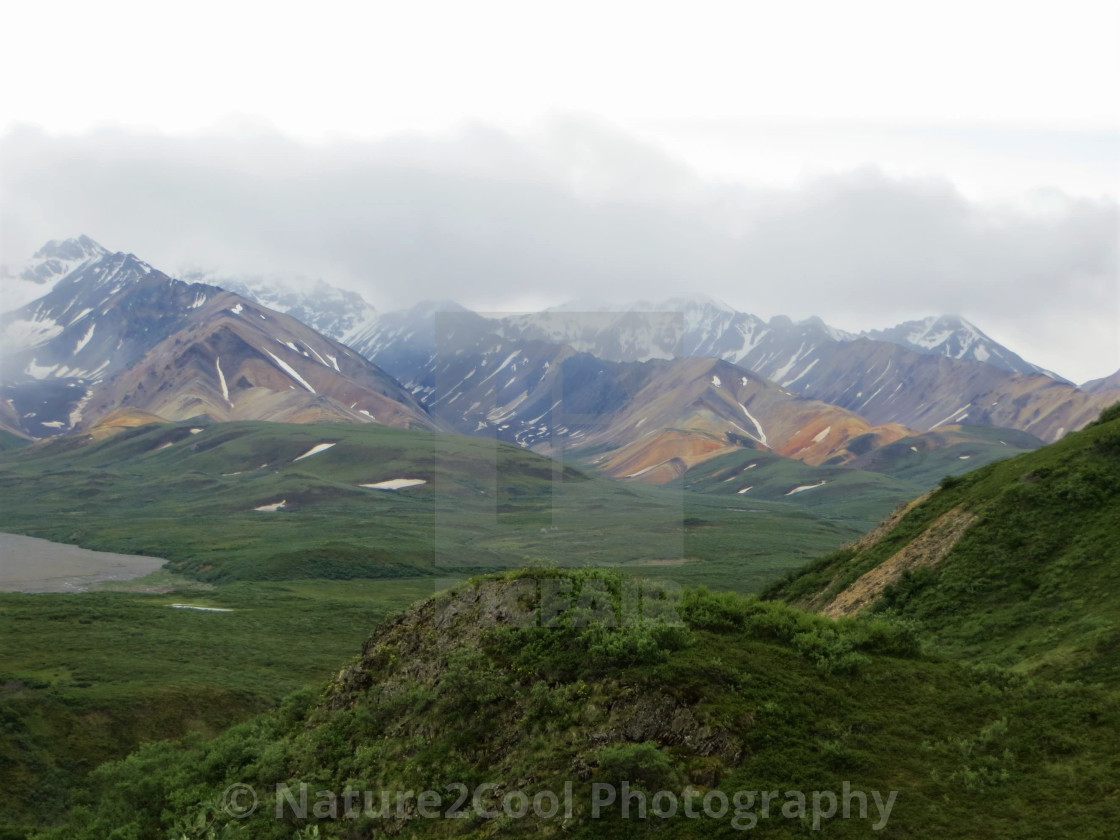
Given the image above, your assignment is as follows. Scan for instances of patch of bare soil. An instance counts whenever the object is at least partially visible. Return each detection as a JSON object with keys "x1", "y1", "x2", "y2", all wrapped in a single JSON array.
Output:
[
  {"x1": 845, "y1": 492, "x2": 934, "y2": 554},
  {"x1": 822, "y1": 506, "x2": 975, "y2": 618}
]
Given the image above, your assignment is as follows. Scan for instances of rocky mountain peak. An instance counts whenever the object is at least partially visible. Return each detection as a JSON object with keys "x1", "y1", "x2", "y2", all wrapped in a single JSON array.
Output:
[
  {"x1": 29, "y1": 235, "x2": 107, "y2": 264},
  {"x1": 19, "y1": 235, "x2": 109, "y2": 285}
]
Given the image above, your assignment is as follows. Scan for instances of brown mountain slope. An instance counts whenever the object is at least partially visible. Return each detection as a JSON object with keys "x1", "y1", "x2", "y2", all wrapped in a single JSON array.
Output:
[
  {"x1": 80, "y1": 291, "x2": 436, "y2": 431},
  {"x1": 573, "y1": 357, "x2": 912, "y2": 482},
  {"x1": 1081, "y1": 368, "x2": 1120, "y2": 400},
  {"x1": 775, "y1": 338, "x2": 1108, "y2": 442}
]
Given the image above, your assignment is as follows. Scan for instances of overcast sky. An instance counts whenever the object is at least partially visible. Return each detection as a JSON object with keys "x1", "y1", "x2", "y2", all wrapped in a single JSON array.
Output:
[{"x1": 1, "y1": 1, "x2": 1117, "y2": 382}]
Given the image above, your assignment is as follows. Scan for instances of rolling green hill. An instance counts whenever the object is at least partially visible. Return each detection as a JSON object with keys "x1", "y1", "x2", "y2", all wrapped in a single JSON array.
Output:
[
  {"x1": 765, "y1": 403, "x2": 1120, "y2": 684},
  {"x1": 679, "y1": 448, "x2": 924, "y2": 521},
  {"x1": 674, "y1": 425, "x2": 1040, "y2": 521}
]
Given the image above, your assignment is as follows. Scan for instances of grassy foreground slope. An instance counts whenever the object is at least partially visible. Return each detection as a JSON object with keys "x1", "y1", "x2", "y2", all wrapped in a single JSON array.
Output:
[
  {"x1": 0, "y1": 421, "x2": 913, "y2": 592},
  {"x1": 35, "y1": 572, "x2": 1119, "y2": 840},
  {"x1": 765, "y1": 403, "x2": 1120, "y2": 684},
  {"x1": 16, "y1": 409, "x2": 1120, "y2": 839},
  {"x1": 0, "y1": 417, "x2": 927, "y2": 838},
  {"x1": 0, "y1": 579, "x2": 437, "y2": 838}
]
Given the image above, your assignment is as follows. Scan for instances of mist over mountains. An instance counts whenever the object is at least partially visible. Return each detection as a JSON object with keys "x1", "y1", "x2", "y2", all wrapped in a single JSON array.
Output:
[{"x1": 3, "y1": 120, "x2": 1116, "y2": 383}]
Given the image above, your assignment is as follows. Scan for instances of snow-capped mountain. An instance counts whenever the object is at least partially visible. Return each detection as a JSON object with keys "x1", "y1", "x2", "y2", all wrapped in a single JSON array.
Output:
[
  {"x1": 1, "y1": 247, "x2": 201, "y2": 383},
  {"x1": 228, "y1": 280, "x2": 1069, "y2": 394},
  {"x1": 0, "y1": 238, "x2": 434, "y2": 437},
  {"x1": 343, "y1": 302, "x2": 915, "y2": 474},
  {"x1": 760, "y1": 337, "x2": 1104, "y2": 443},
  {"x1": 5, "y1": 237, "x2": 1109, "y2": 461},
  {"x1": 349, "y1": 297, "x2": 1108, "y2": 443},
  {"x1": 864, "y1": 315, "x2": 1064, "y2": 380},
  {"x1": 179, "y1": 270, "x2": 378, "y2": 343},
  {"x1": 490, "y1": 299, "x2": 1115, "y2": 441},
  {"x1": 500, "y1": 299, "x2": 1060, "y2": 383},
  {"x1": 344, "y1": 300, "x2": 484, "y2": 386},
  {"x1": 1, "y1": 235, "x2": 109, "y2": 313},
  {"x1": 498, "y1": 298, "x2": 857, "y2": 367}
]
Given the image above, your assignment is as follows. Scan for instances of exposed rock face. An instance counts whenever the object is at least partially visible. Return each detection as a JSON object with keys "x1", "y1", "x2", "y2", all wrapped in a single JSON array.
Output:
[
  {"x1": 769, "y1": 339, "x2": 1106, "y2": 443},
  {"x1": 470, "y1": 303, "x2": 1100, "y2": 441},
  {"x1": 8, "y1": 240, "x2": 1105, "y2": 464},
  {"x1": 347, "y1": 306, "x2": 916, "y2": 478},
  {"x1": 1082, "y1": 368, "x2": 1120, "y2": 400},
  {"x1": 2, "y1": 249, "x2": 201, "y2": 383},
  {"x1": 597, "y1": 688, "x2": 742, "y2": 765}
]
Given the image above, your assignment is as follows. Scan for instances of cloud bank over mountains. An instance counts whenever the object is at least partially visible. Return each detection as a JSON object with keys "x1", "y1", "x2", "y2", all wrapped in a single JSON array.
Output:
[{"x1": 2, "y1": 118, "x2": 1116, "y2": 382}]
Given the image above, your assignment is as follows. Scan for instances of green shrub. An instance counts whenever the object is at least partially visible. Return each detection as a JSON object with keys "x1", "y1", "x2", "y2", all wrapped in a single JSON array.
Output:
[
  {"x1": 583, "y1": 622, "x2": 692, "y2": 668},
  {"x1": 594, "y1": 742, "x2": 681, "y2": 791},
  {"x1": 438, "y1": 648, "x2": 509, "y2": 712}
]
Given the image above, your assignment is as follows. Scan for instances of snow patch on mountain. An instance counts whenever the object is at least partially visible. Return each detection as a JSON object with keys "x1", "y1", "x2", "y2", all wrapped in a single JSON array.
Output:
[
  {"x1": 264, "y1": 350, "x2": 316, "y2": 393},
  {"x1": 865, "y1": 315, "x2": 1059, "y2": 380},
  {"x1": 293, "y1": 442, "x2": 336, "y2": 462},
  {"x1": 738, "y1": 403, "x2": 769, "y2": 446},
  {"x1": 73, "y1": 323, "x2": 96, "y2": 353},
  {"x1": 361, "y1": 478, "x2": 427, "y2": 490},
  {"x1": 215, "y1": 357, "x2": 231, "y2": 403},
  {"x1": 786, "y1": 481, "x2": 827, "y2": 495}
]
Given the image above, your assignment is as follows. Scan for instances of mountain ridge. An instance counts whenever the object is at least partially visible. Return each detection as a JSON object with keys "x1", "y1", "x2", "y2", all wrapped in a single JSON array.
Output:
[{"x1": 0, "y1": 239, "x2": 435, "y2": 435}]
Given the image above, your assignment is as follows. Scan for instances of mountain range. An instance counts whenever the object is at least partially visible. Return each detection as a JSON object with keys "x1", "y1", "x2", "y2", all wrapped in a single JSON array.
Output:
[
  {"x1": 2, "y1": 237, "x2": 1115, "y2": 486},
  {"x1": 482, "y1": 301, "x2": 1095, "y2": 441},
  {"x1": 0, "y1": 240, "x2": 433, "y2": 436}
]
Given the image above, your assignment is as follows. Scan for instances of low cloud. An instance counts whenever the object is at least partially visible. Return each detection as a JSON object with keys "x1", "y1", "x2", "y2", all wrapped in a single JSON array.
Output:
[{"x1": 1, "y1": 118, "x2": 1115, "y2": 382}]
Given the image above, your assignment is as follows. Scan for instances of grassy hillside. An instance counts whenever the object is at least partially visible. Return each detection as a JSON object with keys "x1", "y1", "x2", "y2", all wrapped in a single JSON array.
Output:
[
  {"x1": 842, "y1": 424, "x2": 1043, "y2": 486},
  {"x1": 0, "y1": 421, "x2": 913, "y2": 592},
  {"x1": 32, "y1": 572, "x2": 1120, "y2": 839},
  {"x1": 5, "y1": 414, "x2": 1108, "y2": 839},
  {"x1": 679, "y1": 448, "x2": 924, "y2": 523},
  {"x1": 765, "y1": 404, "x2": 1120, "y2": 684},
  {"x1": 0, "y1": 579, "x2": 435, "y2": 836},
  {"x1": 642, "y1": 425, "x2": 1037, "y2": 525},
  {"x1": 0, "y1": 429, "x2": 29, "y2": 452}
]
